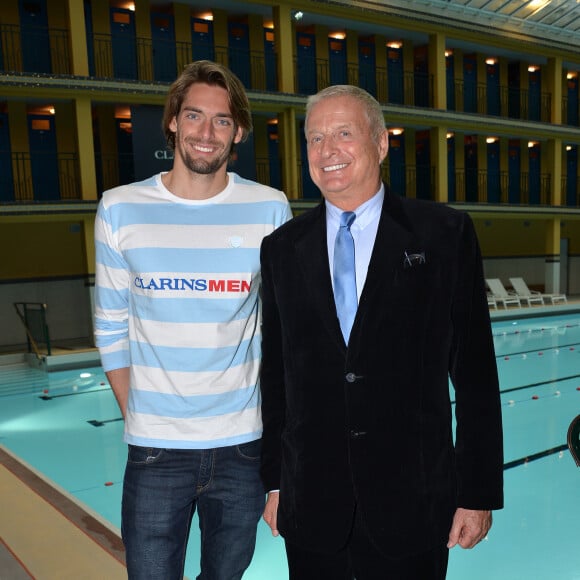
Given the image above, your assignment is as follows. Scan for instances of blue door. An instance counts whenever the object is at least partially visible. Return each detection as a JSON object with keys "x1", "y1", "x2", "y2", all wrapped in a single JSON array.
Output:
[
  {"x1": 566, "y1": 145, "x2": 578, "y2": 206},
  {"x1": 358, "y1": 40, "x2": 376, "y2": 98},
  {"x1": 567, "y1": 75, "x2": 578, "y2": 126},
  {"x1": 267, "y1": 121, "x2": 281, "y2": 190},
  {"x1": 414, "y1": 46, "x2": 429, "y2": 107},
  {"x1": 192, "y1": 18, "x2": 214, "y2": 61},
  {"x1": 463, "y1": 55, "x2": 477, "y2": 113},
  {"x1": 110, "y1": 7, "x2": 137, "y2": 80},
  {"x1": 151, "y1": 13, "x2": 176, "y2": 82},
  {"x1": 464, "y1": 136, "x2": 478, "y2": 202},
  {"x1": 116, "y1": 118, "x2": 134, "y2": 186},
  {"x1": 296, "y1": 32, "x2": 317, "y2": 95},
  {"x1": 0, "y1": 113, "x2": 14, "y2": 201},
  {"x1": 529, "y1": 68, "x2": 541, "y2": 121},
  {"x1": 487, "y1": 140, "x2": 500, "y2": 203},
  {"x1": 388, "y1": 132, "x2": 405, "y2": 197},
  {"x1": 264, "y1": 29, "x2": 277, "y2": 91},
  {"x1": 28, "y1": 114, "x2": 60, "y2": 200},
  {"x1": 387, "y1": 46, "x2": 403, "y2": 104},
  {"x1": 447, "y1": 135, "x2": 455, "y2": 202},
  {"x1": 508, "y1": 140, "x2": 521, "y2": 203},
  {"x1": 508, "y1": 62, "x2": 520, "y2": 119},
  {"x1": 446, "y1": 53, "x2": 455, "y2": 111},
  {"x1": 487, "y1": 61, "x2": 500, "y2": 116},
  {"x1": 528, "y1": 143, "x2": 540, "y2": 204},
  {"x1": 84, "y1": 0, "x2": 95, "y2": 76},
  {"x1": 415, "y1": 130, "x2": 431, "y2": 200},
  {"x1": 329, "y1": 37, "x2": 347, "y2": 85},
  {"x1": 228, "y1": 22, "x2": 251, "y2": 89},
  {"x1": 229, "y1": 132, "x2": 256, "y2": 181},
  {"x1": 19, "y1": 0, "x2": 51, "y2": 73},
  {"x1": 299, "y1": 121, "x2": 317, "y2": 198}
]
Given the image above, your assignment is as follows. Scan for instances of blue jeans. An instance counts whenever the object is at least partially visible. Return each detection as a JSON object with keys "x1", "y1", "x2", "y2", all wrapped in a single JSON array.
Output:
[{"x1": 122, "y1": 440, "x2": 264, "y2": 580}]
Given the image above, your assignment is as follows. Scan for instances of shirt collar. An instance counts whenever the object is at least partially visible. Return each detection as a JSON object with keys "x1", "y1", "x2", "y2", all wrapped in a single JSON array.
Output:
[{"x1": 325, "y1": 185, "x2": 384, "y2": 231}]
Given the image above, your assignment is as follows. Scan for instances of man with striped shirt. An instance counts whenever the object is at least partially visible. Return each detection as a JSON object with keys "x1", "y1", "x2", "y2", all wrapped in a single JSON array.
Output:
[{"x1": 94, "y1": 60, "x2": 291, "y2": 580}]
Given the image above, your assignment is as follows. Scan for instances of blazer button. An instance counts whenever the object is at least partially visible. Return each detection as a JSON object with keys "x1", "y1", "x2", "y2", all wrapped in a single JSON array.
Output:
[{"x1": 345, "y1": 372, "x2": 357, "y2": 383}]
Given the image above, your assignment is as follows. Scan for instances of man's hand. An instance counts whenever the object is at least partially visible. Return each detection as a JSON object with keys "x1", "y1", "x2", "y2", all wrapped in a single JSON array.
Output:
[
  {"x1": 263, "y1": 491, "x2": 280, "y2": 537},
  {"x1": 447, "y1": 508, "x2": 492, "y2": 549}
]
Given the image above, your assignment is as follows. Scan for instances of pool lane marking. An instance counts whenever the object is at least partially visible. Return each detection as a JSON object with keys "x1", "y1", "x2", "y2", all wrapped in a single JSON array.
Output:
[
  {"x1": 450, "y1": 373, "x2": 580, "y2": 404},
  {"x1": 495, "y1": 341, "x2": 580, "y2": 358},
  {"x1": 499, "y1": 373, "x2": 580, "y2": 396},
  {"x1": 87, "y1": 418, "x2": 123, "y2": 427},
  {"x1": 504, "y1": 444, "x2": 569, "y2": 470},
  {"x1": 38, "y1": 387, "x2": 109, "y2": 400}
]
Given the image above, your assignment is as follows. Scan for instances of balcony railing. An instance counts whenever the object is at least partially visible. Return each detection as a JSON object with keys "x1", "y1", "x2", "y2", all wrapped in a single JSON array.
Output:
[
  {"x1": 0, "y1": 23, "x2": 70, "y2": 74},
  {"x1": 0, "y1": 152, "x2": 79, "y2": 202},
  {"x1": 0, "y1": 149, "x2": 574, "y2": 206},
  {"x1": 2, "y1": 23, "x2": 575, "y2": 127}
]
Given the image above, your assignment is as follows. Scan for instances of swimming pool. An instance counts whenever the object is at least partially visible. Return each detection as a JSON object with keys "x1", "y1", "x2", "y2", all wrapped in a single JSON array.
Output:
[{"x1": 1, "y1": 311, "x2": 579, "y2": 579}]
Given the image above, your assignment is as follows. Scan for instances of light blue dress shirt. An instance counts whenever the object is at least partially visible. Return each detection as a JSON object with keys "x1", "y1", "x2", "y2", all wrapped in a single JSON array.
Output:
[{"x1": 326, "y1": 185, "x2": 384, "y2": 301}]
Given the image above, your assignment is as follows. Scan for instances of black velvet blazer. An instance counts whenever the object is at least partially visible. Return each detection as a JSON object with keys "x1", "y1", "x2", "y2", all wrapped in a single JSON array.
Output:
[{"x1": 259, "y1": 187, "x2": 504, "y2": 557}]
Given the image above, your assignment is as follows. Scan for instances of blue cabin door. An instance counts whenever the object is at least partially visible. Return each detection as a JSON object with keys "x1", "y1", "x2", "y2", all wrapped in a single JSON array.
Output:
[
  {"x1": 508, "y1": 140, "x2": 521, "y2": 203},
  {"x1": 487, "y1": 140, "x2": 500, "y2": 203},
  {"x1": 19, "y1": 0, "x2": 51, "y2": 73},
  {"x1": 84, "y1": 0, "x2": 95, "y2": 76},
  {"x1": 296, "y1": 32, "x2": 317, "y2": 95},
  {"x1": 415, "y1": 130, "x2": 431, "y2": 200},
  {"x1": 528, "y1": 143, "x2": 541, "y2": 204},
  {"x1": 529, "y1": 68, "x2": 541, "y2": 121},
  {"x1": 116, "y1": 118, "x2": 134, "y2": 186},
  {"x1": 267, "y1": 122, "x2": 281, "y2": 190},
  {"x1": 151, "y1": 13, "x2": 176, "y2": 82},
  {"x1": 388, "y1": 132, "x2": 405, "y2": 197},
  {"x1": 299, "y1": 121, "x2": 317, "y2": 198},
  {"x1": 463, "y1": 54, "x2": 477, "y2": 113},
  {"x1": 446, "y1": 53, "x2": 455, "y2": 111},
  {"x1": 228, "y1": 22, "x2": 251, "y2": 89},
  {"x1": 358, "y1": 40, "x2": 376, "y2": 98},
  {"x1": 567, "y1": 75, "x2": 578, "y2": 126},
  {"x1": 191, "y1": 18, "x2": 214, "y2": 61},
  {"x1": 464, "y1": 136, "x2": 478, "y2": 202},
  {"x1": 329, "y1": 37, "x2": 347, "y2": 85},
  {"x1": 0, "y1": 113, "x2": 14, "y2": 201},
  {"x1": 414, "y1": 46, "x2": 429, "y2": 107},
  {"x1": 508, "y1": 62, "x2": 520, "y2": 118},
  {"x1": 110, "y1": 7, "x2": 137, "y2": 79},
  {"x1": 487, "y1": 61, "x2": 500, "y2": 116},
  {"x1": 566, "y1": 145, "x2": 578, "y2": 206},
  {"x1": 387, "y1": 46, "x2": 403, "y2": 104},
  {"x1": 229, "y1": 133, "x2": 256, "y2": 181},
  {"x1": 447, "y1": 135, "x2": 455, "y2": 202},
  {"x1": 28, "y1": 114, "x2": 60, "y2": 200},
  {"x1": 264, "y1": 29, "x2": 277, "y2": 91}
]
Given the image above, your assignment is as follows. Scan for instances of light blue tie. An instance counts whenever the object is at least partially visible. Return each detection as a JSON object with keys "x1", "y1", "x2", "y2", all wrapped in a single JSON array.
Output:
[{"x1": 333, "y1": 211, "x2": 357, "y2": 343}]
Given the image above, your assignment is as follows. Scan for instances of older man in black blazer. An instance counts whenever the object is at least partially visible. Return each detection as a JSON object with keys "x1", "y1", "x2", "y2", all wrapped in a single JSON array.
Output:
[{"x1": 259, "y1": 85, "x2": 503, "y2": 579}]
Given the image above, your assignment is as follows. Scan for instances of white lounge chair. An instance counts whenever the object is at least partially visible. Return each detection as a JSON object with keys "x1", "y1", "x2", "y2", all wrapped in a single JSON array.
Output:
[
  {"x1": 487, "y1": 294, "x2": 498, "y2": 310},
  {"x1": 509, "y1": 277, "x2": 567, "y2": 305},
  {"x1": 485, "y1": 278, "x2": 522, "y2": 309}
]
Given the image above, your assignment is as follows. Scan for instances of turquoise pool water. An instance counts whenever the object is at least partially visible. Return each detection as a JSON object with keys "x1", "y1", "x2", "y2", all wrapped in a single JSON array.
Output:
[{"x1": 1, "y1": 312, "x2": 579, "y2": 579}]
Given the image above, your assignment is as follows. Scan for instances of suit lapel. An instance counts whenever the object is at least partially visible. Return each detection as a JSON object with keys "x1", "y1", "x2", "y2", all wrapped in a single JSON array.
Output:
[
  {"x1": 359, "y1": 188, "x2": 418, "y2": 307},
  {"x1": 294, "y1": 203, "x2": 346, "y2": 349}
]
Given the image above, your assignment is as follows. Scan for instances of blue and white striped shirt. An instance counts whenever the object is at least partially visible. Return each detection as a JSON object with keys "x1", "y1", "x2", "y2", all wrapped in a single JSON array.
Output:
[{"x1": 94, "y1": 172, "x2": 291, "y2": 449}]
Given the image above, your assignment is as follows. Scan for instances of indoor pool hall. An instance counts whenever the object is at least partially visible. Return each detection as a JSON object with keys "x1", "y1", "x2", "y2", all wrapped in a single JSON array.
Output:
[{"x1": 1, "y1": 307, "x2": 579, "y2": 579}]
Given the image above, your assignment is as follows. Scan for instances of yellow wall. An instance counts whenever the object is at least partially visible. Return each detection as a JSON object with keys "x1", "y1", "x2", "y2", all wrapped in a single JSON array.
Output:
[
  {"x1": 0, "y1": 221, "x2": 90, "y2": 280},
  {"x1": 473, "y1": 218, "x2": 548, "y2": 256},
  {"x1": 473, "y1": 217, "x2": 580, "y2": 256}
]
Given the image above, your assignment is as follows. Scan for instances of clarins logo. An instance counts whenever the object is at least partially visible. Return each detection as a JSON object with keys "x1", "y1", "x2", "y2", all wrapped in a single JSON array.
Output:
[
  {"x1": 134, "y1": 277, "x2": 251, "y2": 293},
  {"x1": 154, "y1": 150, "x2": 174, "y2": 160}
]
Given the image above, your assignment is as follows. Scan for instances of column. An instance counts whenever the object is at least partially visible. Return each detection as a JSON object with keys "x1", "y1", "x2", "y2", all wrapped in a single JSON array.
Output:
[{"x1": 428, "y1": 33, "x2": 446, "y2": 110}]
